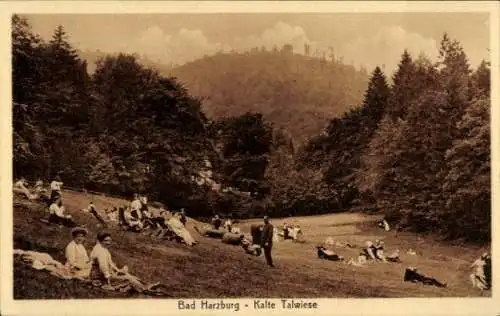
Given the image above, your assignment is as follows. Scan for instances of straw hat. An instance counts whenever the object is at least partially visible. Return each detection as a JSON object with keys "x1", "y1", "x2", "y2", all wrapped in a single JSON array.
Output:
[{"x1": 71, "y1": 227, "x2": 88, "y2": 237}]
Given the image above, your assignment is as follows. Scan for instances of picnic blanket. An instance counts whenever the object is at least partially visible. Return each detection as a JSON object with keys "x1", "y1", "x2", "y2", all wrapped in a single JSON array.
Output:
[
  {"x1": 14, "y1": 249, "x2": 169, "y2": 296},
  {"x1": 194, "y1": 225, "x2": 226, "y2": 238},
  {"x1": 14, "y1": 249, "x2": 84, "y2": 280}
]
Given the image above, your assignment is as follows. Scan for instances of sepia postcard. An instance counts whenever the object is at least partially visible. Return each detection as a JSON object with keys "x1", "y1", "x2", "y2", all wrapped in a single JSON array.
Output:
[{"x1": 1, "y1": 1, "x2": 499, "y2": 316}]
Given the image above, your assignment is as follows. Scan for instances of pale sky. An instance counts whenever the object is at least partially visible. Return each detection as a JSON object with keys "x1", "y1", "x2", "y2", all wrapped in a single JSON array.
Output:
[{"x1": 22, "y1": 13, "x2": 490, "y2": 74}]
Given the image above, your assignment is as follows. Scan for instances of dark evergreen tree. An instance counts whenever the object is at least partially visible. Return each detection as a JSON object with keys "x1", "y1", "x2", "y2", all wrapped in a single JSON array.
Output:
[{"x1": 387, "y1": 50, "x2": 416, "y2": 120}]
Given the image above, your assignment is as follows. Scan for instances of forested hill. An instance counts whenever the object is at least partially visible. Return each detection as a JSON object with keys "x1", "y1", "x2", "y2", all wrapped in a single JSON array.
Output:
[
  {"x1": 77, "y1": 49, "x2": 174, "y2": 75},
  {"x1": 168, "y1": 49, "x2": 369, "y2": 144}
]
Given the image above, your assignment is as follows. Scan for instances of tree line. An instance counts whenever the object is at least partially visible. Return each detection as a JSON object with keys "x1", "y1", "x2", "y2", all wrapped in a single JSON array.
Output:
[
  {"x1": 13, "y1": 15, "x2": 490, "y2": 242},
  {"x1": 293, "y1": 36, "x2": 490, "y2": 243}
]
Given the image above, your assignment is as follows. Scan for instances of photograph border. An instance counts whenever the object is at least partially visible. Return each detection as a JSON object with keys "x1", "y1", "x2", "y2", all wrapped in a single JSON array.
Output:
[{"x1": 1, "y1": 1, "x2": 499, "y2": 315}]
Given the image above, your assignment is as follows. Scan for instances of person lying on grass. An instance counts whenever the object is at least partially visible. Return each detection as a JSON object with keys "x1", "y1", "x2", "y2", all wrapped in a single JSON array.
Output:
[
  {"x1": 166, "y1": 212, "x2": 198, "y2": 246},
  {"x1": 221, "y1": 233, "x2": 245, "y2": 245},
  {"x1": 34, "y1": 179, "x2": 45, "y2": 193},
  {"x1": 193, "y1": 224, "x2": 226, "y2": 238},
  {"x1": 386, "y1": 249, "x2": 401, "y2": 262},
  {"x1": 65, "y1": 227, "x2": 91, "y2": 278},
  {"x1": 83, "y1": 202, "x2": 108, "y2": 228},
  {"x1": 48, "y1": 196, "x2": 77, "y2": 227},
  {"x1": 317, "y1": 246, "x2": 344, "y2": 261},
  {"x1": 13, "y1": 177, "x2": 38, "y2": 200},
  {"x1": 404, "y1": 267, "x2": 447, "y2": 288},
  {"x1": 89, "y1": 231, "x2": 160, "y2": 292}
]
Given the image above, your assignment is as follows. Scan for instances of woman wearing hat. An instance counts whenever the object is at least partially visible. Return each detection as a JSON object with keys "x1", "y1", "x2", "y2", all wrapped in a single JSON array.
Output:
[{"x1": 65, "y1": 227, "x2": 91, "y2": 278}]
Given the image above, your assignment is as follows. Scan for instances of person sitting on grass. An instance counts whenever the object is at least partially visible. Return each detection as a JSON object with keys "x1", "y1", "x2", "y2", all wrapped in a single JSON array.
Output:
[
  {"x1": 378, "y1": 218, "x2": 390, "y2": 231},
  {"x1": 64, "y1": 227, "x2": 91, "y2": 278},
  {"x1": 30, "y1": 179, "x2": 46, "y2": 198},
  {"x1": 282, "y1": 223, "x2": 290, "y2": 239},
  {"x1": 50, "y1": 175, "x2": 64, "y2": 204},
  {"x1": 152, "y1": 210, "x2": 176, "y2": 239},
  {"x1": 212, "y1": 214, "x2": 222, "y2": 230},
  {"x1": 34, "y1": 179, "x2": 44, "y2": 191},
  {"x1": 48, "y1": 196, "x2": 77, "y2": 227},
  {"x1": 106, "y1": 207, "x2": 119, "y2": 223},
  {"x1": 89, "y1": 231, "x2": 160, "y2": 293},
  {"x1": 223, "y1": 217, "x2": 233, "y2": 232},
  {"x1": 470, "y1": 252, "x2": 490, "y2": 291},
  {"x1": 118, "y1": 206, "x2": 128, "y2": 228},
  {"x1": 241, "y1": 236, "x2": 262, "y2": 256},
  {"x1": 123, "y1": 207, "x2": 144, "y2": 232},
  {"x1": 179, "y1": 209, "x2": 187, "y2": 227},
  {"x1": 140, "y1": 207, "x2": 155, "y2": 230},
  {"x1": 130, "y1": 193, "x2": 143, "y2": 222},
  {"x1": 361, "y1": 241, "x2": 379, "y2": 261},
  {"x1": 140, "y1": 195, "x2": 148, "y2": 210},
  {"x1": 485, "y1": 252, "x2": 492, "y2": 290},
  {"x1": 373, "y1": 240, "x2": 387, "y2": 262}
]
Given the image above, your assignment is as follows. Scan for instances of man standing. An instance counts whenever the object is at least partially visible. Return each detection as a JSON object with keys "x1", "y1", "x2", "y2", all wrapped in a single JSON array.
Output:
[{"x1": 261, "y1": 216, "x2": 274, "y2": 267}]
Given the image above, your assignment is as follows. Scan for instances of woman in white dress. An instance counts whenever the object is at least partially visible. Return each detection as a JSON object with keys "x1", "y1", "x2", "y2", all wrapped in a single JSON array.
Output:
[
  {"x1": 64, "y1": 227, "x2": 91, "y2": 279},
  {"x1": 89, "y1": 232, "x2": 159, "y2": 292}
]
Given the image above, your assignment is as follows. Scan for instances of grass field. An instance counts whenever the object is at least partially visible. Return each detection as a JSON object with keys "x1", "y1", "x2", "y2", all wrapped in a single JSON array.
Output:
[{"x1": 13, "y1": 190, "x2": 491, "y2": 299}]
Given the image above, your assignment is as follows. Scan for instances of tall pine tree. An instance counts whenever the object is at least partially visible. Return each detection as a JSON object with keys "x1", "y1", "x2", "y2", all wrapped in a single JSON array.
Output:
[
  {"x1": 322, "y1": 66, "x2": 389, "y2": 208},
  {"x1": 387, "y1": 50, "x2": 416, "y2": 120}
]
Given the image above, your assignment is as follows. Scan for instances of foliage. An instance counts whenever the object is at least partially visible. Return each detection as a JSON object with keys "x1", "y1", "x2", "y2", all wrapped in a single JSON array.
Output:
[
  {"x1": 12, "y1": 17, "x2": 490, "y2": 243},
  {"x1": 354, "y1": 35, "x2": 490, "y2": 242},
  {"x1": 169, "y1": 49, "x2": 368, "y2": 144},
  {"x1": 211, "y1": 112, "x2": 273, "y2": 194}
]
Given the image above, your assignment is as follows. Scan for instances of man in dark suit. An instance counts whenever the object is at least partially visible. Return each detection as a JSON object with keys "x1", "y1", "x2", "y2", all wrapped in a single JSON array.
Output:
[{"x1": 261, "y1": 216, "x2": 274, "y2": 267}]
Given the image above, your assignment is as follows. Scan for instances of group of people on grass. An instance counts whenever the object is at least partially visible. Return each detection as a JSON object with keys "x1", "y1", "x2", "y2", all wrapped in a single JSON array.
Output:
[
  {"x1": 64, "y1": 227, "x2": 163, "y2": 293},
  {"x1": 14, "y1": 175, "x2": 63, "y2": 205},
  {"x1": 13, "y1": 176, "x2": 492, "y2": 292},
  {"x1": 279, "y1": 222, "x2": 303, "y2": 241},
  {"x1": 194, "y1": 214, "x2": 275, "y2": 267},
  {"x1": 84, "y1": 194, "x2": 196, "y2": 246},
  {"x1": 317, "y1": 235, "x2": 491, "y2": 290},
  {"x1": 14, "y1": 175, "x2": 78, "y2": 228},
  {"x1": 210, "y1": 214, "x2": 240, "y2": 234}
]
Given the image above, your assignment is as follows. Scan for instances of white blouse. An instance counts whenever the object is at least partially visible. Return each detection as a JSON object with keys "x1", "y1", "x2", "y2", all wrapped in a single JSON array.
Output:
[
  {"x1": 50, "y1": 180, "x2": 63, "y2": 192},
  {"x1": 90, "y1": 242, "x2": 118, "y2": 279},
  {"x1": 65, "y1": 240, "x2": 90, "y2": 269},
  {"x1": 49, "y1": 203, "x2": 66, "y2": 217}
]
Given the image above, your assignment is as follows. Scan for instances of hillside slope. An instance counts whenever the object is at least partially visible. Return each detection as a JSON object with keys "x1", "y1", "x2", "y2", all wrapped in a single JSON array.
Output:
[
  {"x1": 168, "y1": 51, "x2": 368, "y2": 144},
  {"x1": 13, "y1": 191, "x2": 489, "y2": 299}
]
